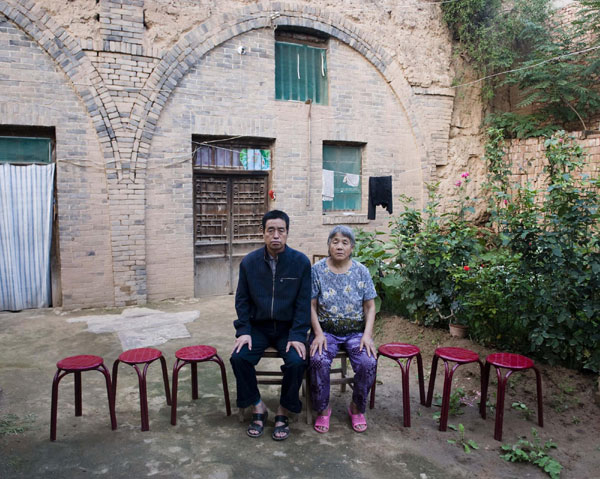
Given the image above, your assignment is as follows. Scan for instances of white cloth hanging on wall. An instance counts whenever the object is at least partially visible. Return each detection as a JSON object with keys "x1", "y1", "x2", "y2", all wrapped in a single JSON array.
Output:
[
  {"x1": 322, "y1": 169, "x2": 334, "y2": 201},
  {"x1": 0, "y1": 163, "x2": 55, "y2": 310}
]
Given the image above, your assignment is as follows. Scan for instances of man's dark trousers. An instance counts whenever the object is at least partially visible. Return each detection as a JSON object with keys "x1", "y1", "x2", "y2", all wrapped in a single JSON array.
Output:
[{"x1": 230, "y1": 321, "x2": 307, "y2": 413}]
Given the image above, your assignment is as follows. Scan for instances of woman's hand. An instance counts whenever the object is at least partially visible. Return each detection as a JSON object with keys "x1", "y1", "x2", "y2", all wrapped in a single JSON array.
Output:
[
  {"x1": 359, "y1": 333, "x2": 377, "y2": 357},
  {"x1": 310, "y1": 333, "x2": 328, "y2": 357}
]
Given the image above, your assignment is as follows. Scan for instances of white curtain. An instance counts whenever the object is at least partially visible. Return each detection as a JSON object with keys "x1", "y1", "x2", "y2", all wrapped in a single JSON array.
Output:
[{"x1": 0, "y1": 163, "x2": 55, "y2": 310}]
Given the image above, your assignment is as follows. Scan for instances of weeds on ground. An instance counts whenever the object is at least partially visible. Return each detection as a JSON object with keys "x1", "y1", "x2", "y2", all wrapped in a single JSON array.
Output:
[
  {"x1": 447, "y1": 423, "x2": 479, "y2": 454},
  {"x1": 500, "y1": 428, "x2": 562, "y2": 479},
  {"x1": 571, "y1": 416, "x2": 581, "y2": 425},
  {"x1": 550, "y1": 385, "x2": 579, "y2": 413},
  {"x1": 432, "y1": 387, "x2": 466, "y2": 419},
  {"x1": 0, "y1": 413, "x2": 36, "y2": 435},
  {"x1": 511, "y1": 401, "x2": 533, "y2": 421}
]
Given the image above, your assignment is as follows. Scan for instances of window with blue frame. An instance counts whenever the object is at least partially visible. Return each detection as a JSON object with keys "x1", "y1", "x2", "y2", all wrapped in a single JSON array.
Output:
[
  {"x1": 275, "y1": 41, "x2": 328, "y2": 104},
  {"x1": 322, "y1": 145, "x2": 362, "y2": 212}
]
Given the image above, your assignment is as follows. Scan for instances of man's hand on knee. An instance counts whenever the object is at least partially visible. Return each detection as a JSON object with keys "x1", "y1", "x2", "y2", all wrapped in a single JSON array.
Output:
[
  {"x1": 232, "y1": 334, "x2": 252, "y2": 354},
  {"x1": 286, "y1": 340, "x2": 306, "y2": 360}
]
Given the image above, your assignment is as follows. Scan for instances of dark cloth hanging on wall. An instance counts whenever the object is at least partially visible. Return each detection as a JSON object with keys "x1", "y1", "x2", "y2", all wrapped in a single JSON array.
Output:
[{"x1": 368, "y1": 176, "x2": 393, "y2": 220}]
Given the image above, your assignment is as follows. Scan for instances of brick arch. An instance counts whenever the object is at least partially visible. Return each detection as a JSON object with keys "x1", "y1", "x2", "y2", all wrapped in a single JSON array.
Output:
[
  {"x1": 0, "y1": 0, "x2": 123, "y2": 176},
  {"x1": 134, "y1": 1, "x2": 431, "y2": 179}
]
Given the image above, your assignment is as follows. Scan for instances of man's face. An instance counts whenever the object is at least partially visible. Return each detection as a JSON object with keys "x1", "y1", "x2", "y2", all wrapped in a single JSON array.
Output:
[{"x1": 263, "y1": 218, "x2": 288, "y2": 256}]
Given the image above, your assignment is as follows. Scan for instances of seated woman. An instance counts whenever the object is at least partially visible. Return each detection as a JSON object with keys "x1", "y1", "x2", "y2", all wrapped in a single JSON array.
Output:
[{"x1": 309, "y1": 225, "x2": 378, "y2": 433}]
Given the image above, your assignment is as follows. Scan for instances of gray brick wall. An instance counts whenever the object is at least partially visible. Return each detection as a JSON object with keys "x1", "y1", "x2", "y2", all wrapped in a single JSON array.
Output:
[
  {"x1": 0, "y1": 12, "x2": 115, "y2": 309},
  {"x1": 146, "y1": 29, "x2": 427, "y2": 299},
  {"x1": 0, "y1": 0, "x2": 457, "y2": 308}
]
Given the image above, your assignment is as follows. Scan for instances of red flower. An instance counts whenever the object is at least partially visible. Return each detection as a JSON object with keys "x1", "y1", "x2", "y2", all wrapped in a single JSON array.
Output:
[{"x1": 463, "y1": 265, "x2": 470, "y2": 271}]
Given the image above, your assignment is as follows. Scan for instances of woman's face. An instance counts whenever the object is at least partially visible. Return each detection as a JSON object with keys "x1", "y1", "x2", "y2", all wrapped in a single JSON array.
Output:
[{"x1": 328, "y1": 232, "x2": 353, "y2": 261}]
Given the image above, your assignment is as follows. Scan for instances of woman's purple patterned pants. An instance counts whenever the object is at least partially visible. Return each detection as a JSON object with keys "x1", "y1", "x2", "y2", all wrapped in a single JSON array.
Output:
[{"x1": 309, "y1": 331, "x2": 377, "y2": 413}]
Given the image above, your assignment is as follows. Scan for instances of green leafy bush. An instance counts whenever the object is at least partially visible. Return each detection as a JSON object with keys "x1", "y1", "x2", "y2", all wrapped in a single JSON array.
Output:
[
  {"x1": 486, "y1": 130, "x2": 600, "y2": 371},
  {"x1": 353, "y1": 228, "x2": 392, "y2": 313},
  {"x1": 381, "y1": 184, "x2": 484, "y2": 326},
  {"x1": 451, "y1": 249, "x2": 531, "y2": 349},
  {"x1": 360, "y1": 129, "x2": 600, "y2": 372}
]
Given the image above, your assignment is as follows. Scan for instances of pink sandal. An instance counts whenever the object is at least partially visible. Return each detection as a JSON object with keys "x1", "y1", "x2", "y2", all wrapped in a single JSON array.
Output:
[
  {"x1": 347, "y1": 407, "x2": 367, "y2": 433},
  {"x1": 314, "y1": 408, "x2": 332, "y2": 433}
]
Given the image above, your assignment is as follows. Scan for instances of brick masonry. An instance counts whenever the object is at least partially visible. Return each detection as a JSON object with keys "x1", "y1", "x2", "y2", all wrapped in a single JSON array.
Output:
[
  {"x1": 506, "y1": 133, "x2": 600, "y2": 190},
  {"x1": 0, "y1": 0, "x2": 462, "y2": 308}
]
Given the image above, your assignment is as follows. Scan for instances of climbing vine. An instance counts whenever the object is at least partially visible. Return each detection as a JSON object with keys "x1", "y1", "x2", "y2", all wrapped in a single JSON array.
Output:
[{"x1": 443, "y1": 0, "x2": 600, "y2": 136}]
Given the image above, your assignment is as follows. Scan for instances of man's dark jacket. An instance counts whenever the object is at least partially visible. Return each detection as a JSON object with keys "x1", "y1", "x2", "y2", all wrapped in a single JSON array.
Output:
[{"x1": 234, "y1": 245, "x2": 311, "y2": 343}]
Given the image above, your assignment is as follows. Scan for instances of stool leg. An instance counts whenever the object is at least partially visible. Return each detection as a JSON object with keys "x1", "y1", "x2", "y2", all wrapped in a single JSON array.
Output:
[
  {"x1": 74, "y1": 371, "x2": 82, "y2": 416},
  {"x1": 400, "y1": 357, "x2": 412, "y2": 427},
  {"x1": 98, "y1": 364, "x2": 117, "y2": 430},
  {"x1": 191, "y1": 362, "x2": 199, "y2": 400},
  {"x1": 416, "y1": 353, "x2": 426, "y2": 405},
  {"x1": 50, "y1": 369, "x2": 66, "y2": 441},
  {"x1": 480, "y1": 361, "x2": 490, "y2": 419},
  {"x1": 304, "y1": 370, "x2": 312, "y2": 425},
  {"x1": 211, "y1": 354, "x2": 232, "y2": 416},
  {"x1": 439, "y1": 361, "x2": 461, "y2": 432},
  {"x1": 369, "y1": 353, "x2": 380, "y2": 410},
  {"x1": 111, "y1": 359, "x2": 120, "y2": 405},
  {"x1": 341, "y1": 356, "x2": 348, "y2": 393},
  {"x1": 533, "y1": 366, "x2": 544, "y2": 427},
  {"x1": 426, "y1": 354, "x2": 440, "y2": 407},
  {"x1": 133, "y1": 363, "x2": 150, "y2": 431},
  {"x1": 493, "y1": 367, "x2": 513, "y2": 441},
  {"x1": 171, "y1": 359, "x2": 183, "y2": 426},
  {"x1": 94, "y1": 363, "x2": 117, "y2": 431},
  {"x1": 159, "y1": 355, "x2": 172, "y2": 406}
]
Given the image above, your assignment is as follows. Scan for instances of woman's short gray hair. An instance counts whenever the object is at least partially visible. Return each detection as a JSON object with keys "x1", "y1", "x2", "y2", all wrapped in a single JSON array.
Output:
[{"x1": 327, "y1": 225, "x2": 356, "y2": 247}]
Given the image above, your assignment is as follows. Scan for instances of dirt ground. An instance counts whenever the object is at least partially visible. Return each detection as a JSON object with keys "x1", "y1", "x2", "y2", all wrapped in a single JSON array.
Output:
[
  {"x1": 1, "y1": 298, "x2": 599, "y2": 479},
  {"x1": 374, "y1": 313, "x2": 600, "y2": 479}
]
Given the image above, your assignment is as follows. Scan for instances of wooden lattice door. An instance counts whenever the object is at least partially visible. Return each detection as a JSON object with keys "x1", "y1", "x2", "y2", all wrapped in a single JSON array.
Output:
[{"x1": 193, "y1": 173, "x2": 268, "y2": 296}]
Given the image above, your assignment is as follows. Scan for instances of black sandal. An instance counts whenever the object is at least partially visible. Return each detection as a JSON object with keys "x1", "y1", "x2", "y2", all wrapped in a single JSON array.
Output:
[
  {"x1": 272, "y1": 415, "x2": 290, "y2": 441},
  {"x1": 247, "y1": 411, "x2": 268, "y2": 438}
]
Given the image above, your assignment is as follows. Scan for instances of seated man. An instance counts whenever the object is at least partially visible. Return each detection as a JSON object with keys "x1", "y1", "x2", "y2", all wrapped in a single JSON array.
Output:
[{"x1": 230, "y1": 210, "x2": 311, "y2": 440}]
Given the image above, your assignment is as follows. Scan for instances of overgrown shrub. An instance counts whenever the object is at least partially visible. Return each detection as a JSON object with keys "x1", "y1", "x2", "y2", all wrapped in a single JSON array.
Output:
[
  {"x1": 379, "y1": 182, "x2": 484, "y2": 327},
  {"x1": 488, "y1": 130, "x2": 600, "y2": 370},
  {"x1": 356, "y1": 130, "x2": 600, "y2": 372},
  {"x1": 451, "y1": 249, "x2": 531, "y2": 350}
]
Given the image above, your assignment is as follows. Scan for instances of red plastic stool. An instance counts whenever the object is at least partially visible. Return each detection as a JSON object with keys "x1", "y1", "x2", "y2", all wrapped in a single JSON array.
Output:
[
  {"x1": 50, "y1": 355, "x2": 117, "y2": 441},
  {"x1": 426, "y1": 347, "x2": 484, "y2": 431},
  {"x1": 369, "y1": 343, "x2": 425, "y2": 427},
  {"x1": 481, "y1": 352, "x2": 543, "y2": 441},
  {"x1": 171, "y1": 345, "x2": 232, "y2": 425},
  {"x1": 112, "y1": 347, "x2": 171, "y2": 431}
]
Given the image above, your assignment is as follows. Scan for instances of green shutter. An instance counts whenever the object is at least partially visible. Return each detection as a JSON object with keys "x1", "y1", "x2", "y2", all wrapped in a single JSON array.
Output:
[
  {"x1": 275, "y1": 41, "x2": 328, "y2": 105},
  {"x1": 322, "y1": 145, "x2": 361, "y2": 212},
  {"x1": 0, "y1": 137, "x2": 52, "y2": 164}
]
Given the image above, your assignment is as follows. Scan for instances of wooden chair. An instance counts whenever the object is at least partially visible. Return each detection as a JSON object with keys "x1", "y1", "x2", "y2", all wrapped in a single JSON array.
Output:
[
  {"x1": 312, "y1": 254, "x2": 327, "y2": 264},
  {"x1": 305, "y1": 350, "x2": 355, "y2": 424},
  {"x1": 237, "y1": 347, "x2": 354, "y2": 425},
  {"x1": 238, "y1": 347, "x2": 311, "y2": 424}
]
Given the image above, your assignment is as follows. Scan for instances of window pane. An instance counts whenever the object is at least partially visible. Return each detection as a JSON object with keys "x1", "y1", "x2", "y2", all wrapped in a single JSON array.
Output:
[
  {"x1": 323, "y1": 145, "x2": 361, "y2": 212},
  {"x1": 275, "y1": 42, "x2": 327, "y2": 105},
  {"x1": 0, "y1": 137, "x2": 51, "y2": 164}
]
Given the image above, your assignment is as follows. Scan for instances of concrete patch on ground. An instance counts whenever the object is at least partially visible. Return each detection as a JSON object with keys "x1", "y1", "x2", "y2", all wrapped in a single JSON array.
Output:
[{"x1": 67, "y1": 307, "x2": 200, "y2": 350}]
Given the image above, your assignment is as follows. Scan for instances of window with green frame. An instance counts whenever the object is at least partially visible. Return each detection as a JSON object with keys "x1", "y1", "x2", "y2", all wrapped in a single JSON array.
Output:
[
  {"x1": 275, "y1": 41, "x2": 328, "y2": 104},
  {"x1": 322, "y1": 145, "x2": 362, "y2": 212},
  {"x1": 0, "y1": 136, "x2": 52, "y2": 164}
]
